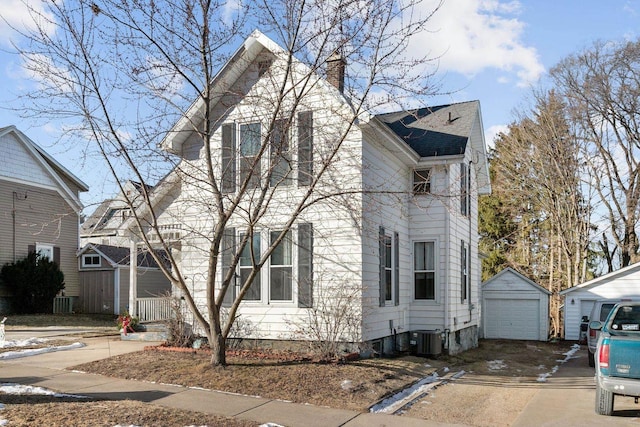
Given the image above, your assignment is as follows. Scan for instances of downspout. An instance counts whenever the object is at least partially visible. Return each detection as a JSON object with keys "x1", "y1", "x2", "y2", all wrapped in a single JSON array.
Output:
[
  {"x1": 12, "y1": 192, "x2": 16, "y2": 262},
  {"x1": 444, "y1": 166, "x2": 450, "y2": 349},
  {"x1": 469, "y1": 161, "x2": 473, "y2": 322}
]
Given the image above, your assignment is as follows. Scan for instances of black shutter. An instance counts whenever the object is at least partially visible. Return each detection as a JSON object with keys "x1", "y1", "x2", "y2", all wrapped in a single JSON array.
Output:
[
  {"x1": 53, "y1": 247, "x2": 61, "y2": 266},
  {"x1": 221, "y1": 227, "x2": 236, "y2": 307},
  {"x1": 394, "y1": 232, "x2": 399, "y2": 306},
  {"x1": 221, "y1": 123, "x2": 236, "y2": 193},
  {"x1": 298, "y1": 111, "x2": 313, "y2": 186},
  {"x1": 28, "y1": 244, "x2": 35, "y2": 254},
  {"x1": 298, "y1": 223, "x2": 313, "y2": 308},
  {"x1": 379, "y1": 226, "x2": 385, "y2": 307}
]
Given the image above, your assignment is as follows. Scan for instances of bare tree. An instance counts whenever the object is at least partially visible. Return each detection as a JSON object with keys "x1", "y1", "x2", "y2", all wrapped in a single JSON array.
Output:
[
  {"x1": 550, "y1": 39, "x2": 640, "y2": 269},
  {"x1": 484, "y1": 90, "x2": 594, "y2": 336},
  {"x1": 12, "y1": 0, "x2": 443, "y2": 365}
]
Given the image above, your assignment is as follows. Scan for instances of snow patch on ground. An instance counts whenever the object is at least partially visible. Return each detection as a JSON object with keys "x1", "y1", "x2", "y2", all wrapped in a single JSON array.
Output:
[
  {"x1": 0, "y1": 337, "x2": 50, "y2": 349},
  {"x1": 0, "y1": 342, "x2": 85, "y2": 360},
  {"x1": 537, "y1": 344, "x2": 579, "y2": 382},
  {"x1": 487, "y1": 359, "x2": 507, "y2": 370},
  {"x1": 370, "y1": 372, "x2": 441, "y2": 413},
  {"x1": 0, "y1": 383, "x2": 88, "y2": 398}
]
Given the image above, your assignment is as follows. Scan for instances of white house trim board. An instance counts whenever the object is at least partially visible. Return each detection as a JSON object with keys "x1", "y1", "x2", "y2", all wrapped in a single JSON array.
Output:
[{"x1": 560, "y1": 262, "x2": 640, "y2": 340}]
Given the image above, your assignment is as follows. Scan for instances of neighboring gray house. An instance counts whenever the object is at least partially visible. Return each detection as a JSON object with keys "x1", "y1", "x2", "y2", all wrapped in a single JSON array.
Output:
[
  {"x1": 77, "y1": 243, "x2": 171, "y2": 316},
  {"x1": 560, "y1": 262, "x2": 640, "y2": 341},
  {"x1": 481, "y1": 268, "x2": 550, "y2": 341},
  {"x1": 0, "y1": 126, "x2": 88, "y2": 312}
]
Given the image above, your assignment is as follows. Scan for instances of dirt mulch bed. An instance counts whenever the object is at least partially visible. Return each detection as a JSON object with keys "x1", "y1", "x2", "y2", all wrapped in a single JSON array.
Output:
[{"x1": 73, "y1": 347, "x2": 437, "y2": 411}]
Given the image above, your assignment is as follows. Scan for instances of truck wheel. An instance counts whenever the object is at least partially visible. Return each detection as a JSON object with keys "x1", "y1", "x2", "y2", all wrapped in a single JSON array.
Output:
[
  {"x1": 595, "y1": 384, "x2": 614, "y2": 415},
  {"x1": 588, "y1": 351, "x2": 595, "y2": 367}
]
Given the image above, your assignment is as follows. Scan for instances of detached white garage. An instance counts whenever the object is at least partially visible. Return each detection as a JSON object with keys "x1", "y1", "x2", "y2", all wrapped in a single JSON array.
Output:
[
  {"x1": 560, "y1": 262, "x2": 640, "y2": 341},
  {"x1": 482, "y1": 268, "x2": 550, "y2": 341}
]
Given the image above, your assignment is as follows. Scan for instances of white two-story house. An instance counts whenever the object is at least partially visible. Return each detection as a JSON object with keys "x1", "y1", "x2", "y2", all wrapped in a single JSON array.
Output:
[{"x1": 122, "y1": 30, "x2": 490, "y2": 355}]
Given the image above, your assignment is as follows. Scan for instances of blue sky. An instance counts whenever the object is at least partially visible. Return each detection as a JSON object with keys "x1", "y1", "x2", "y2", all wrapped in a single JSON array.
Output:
[{"x1": 1, "y1": 0, "x2": 639, "y2": 210}]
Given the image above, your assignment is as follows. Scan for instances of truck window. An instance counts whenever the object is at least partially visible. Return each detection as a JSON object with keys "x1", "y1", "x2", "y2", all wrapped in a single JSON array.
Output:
[
  {"x1": 600, "y1": 303, "x2": 616, "y2": 321},
  {"x1": 611, "y1": 306, "x2": 640, "y2": 332}
]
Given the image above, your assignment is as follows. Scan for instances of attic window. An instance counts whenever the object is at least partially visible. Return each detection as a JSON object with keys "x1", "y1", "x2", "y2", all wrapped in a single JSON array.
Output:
[
  {"x1": 413, "y1": 169, "x2": 431, "y2": 194},
  {"x1": 258, "y1": 60, "x2": 273, "y2": 77},
  {"x1": 82, "y1": 254, "x2": 101, "y2": 267}
]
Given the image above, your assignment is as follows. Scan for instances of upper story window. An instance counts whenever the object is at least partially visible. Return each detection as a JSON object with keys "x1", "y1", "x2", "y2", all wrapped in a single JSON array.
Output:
[
  {"x1": 221, "y1": 112, "x2": 313, "y2": 194},
  {"x1": 414, "y1": 241, "x2": 435, "y2": 300},
  {"x1": 240, "y1": 122, "x2": 261, "y2": 188},
  {"x1": 413, "y1": 169, "x2": 431, "y2": 194},
  {"x1": 82, "y1": 254, "x2": 101, "y2": 267},
  {"x1": 460, "y1": 162, "x2": 470, "y2": 216}
]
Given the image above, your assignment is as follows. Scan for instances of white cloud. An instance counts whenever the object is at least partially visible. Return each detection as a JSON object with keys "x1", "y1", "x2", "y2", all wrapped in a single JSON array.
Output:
[
  {"x1": 413, "y1": 0, "x2": 544, "y2": 87},
  {"x1": 485, "y1": 124, "x2": 508, "y2": 148},
  {"x1": 0, "y1": 0, "x2": 56, "y2": 47}
]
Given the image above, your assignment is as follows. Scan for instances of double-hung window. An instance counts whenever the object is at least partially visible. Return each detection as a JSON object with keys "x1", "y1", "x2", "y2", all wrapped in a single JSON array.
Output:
[
  {"x1": 36, "y1": 243, "x2": 54, "y2": 262},
  {"x1": 414, "y1": 241, "x2": 435, "y2": 300},
  {"x1": 240, "y1": 122, "x2": 261, "y2": 187},
  {"x1": 460, "y1": 162, "x2": 470, "y2": 216},
  {"x1": 461, "y1": 240, "x2": 469, "y2": 303},
  {"x1": 384, "y1": 235, "x2": 392, "y2": 302},
  {"x1": 239, "y1": 233, "x2": 261, "y2": 301},
  {"x1": 379, "y1": 228, "x2": 399, "y2": 306},
  {"x1": 270, "y1": 230, "x2": 293, "y2": 301}
]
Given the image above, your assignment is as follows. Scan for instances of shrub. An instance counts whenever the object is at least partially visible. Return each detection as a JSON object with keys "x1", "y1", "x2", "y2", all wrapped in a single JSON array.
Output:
[{"x1": 1, "y1": 252, "x2": 65, "y2": 314}]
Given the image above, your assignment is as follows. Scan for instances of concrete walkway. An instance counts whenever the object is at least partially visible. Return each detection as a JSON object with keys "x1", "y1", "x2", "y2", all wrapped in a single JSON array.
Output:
[{"x1": 0, "y1": 330, "x2": 457, "y2": 427}]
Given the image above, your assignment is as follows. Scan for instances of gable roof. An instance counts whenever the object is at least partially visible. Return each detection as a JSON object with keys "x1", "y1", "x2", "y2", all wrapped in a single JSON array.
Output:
[
  {"x1": 0, "y1": 126, "x2": 88, "y2": 212},
  {"x1": 161, "y1": 30, "x2": 350, "y2": 154},
  {"x1": 375, "y1": 101, "x2": 479, "y2": 157},
  {"x1": 81, "y1": 180, "x2": 154, "y2": 237},
  {"x1": 560, "y1": 262, "x2": 640, "y2": 295},
  {"x1": 482, "y1": 267, "x2": 551, "y2": 295},
  {"x1": 78, "y1": 243, "x2": 169, "y2": 268}
]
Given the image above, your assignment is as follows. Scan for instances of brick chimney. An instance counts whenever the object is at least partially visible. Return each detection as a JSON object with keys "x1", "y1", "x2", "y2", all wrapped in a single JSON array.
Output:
[{"x1": 326, "y1": 52, "x2": 346, "y2": 93}]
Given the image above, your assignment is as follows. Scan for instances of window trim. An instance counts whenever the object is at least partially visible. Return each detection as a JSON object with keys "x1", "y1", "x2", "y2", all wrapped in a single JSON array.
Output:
[
  {"x1": 461, "y1": 240, "x2": 468, "y2": 303},
  {"x1": 36, "y1": 243, "x2": 54, "y2": 262},
  {"x1": 413, "y1": 169, "x2": 431, "y2": 194},
  {"x1": 82, "y1": 254, "x2": 101, "y2": 268},
  {"x1": 239, "y1": 232, "x2": 262, "y2": 302},
  {"x1": 413, "y1": 240, "x2": 437, "y2": 301},
  {"x1": 239, "y1": 121, "x2": 262, "y2": 188},
  {"x1": 269, "y1": 230, "x2": 294, "y2": 303}
]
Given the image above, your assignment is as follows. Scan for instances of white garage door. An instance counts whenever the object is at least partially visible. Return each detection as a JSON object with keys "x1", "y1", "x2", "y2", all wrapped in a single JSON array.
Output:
[{"x1": 484, "y1": 298, "x2": 540, "y2": 340}]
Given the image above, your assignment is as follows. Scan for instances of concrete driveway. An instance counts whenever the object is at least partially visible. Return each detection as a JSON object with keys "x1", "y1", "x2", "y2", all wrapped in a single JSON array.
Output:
[{"x1": 514, "y1": 347, "x2": 640, "y2": 426}]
